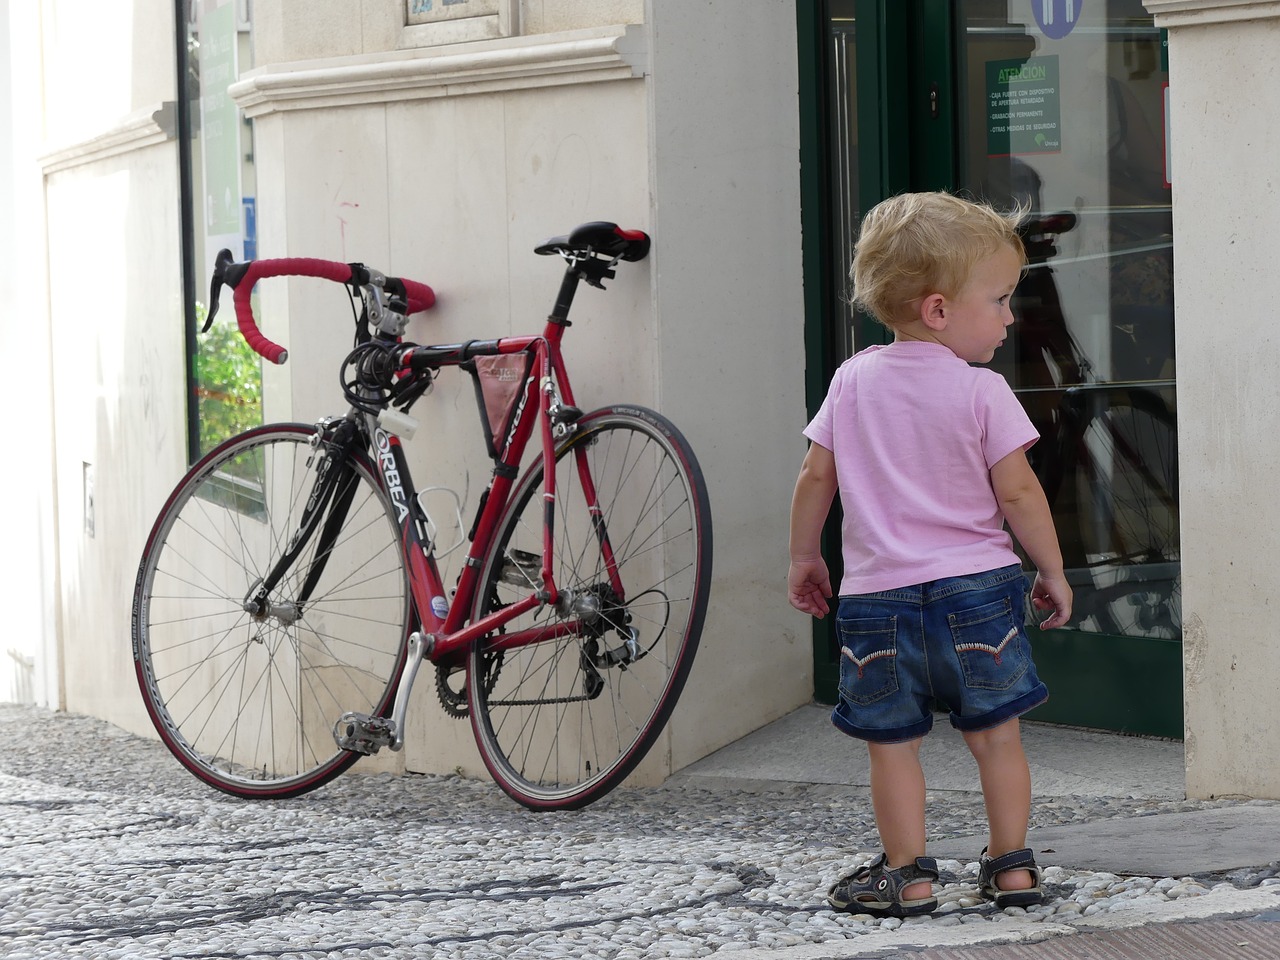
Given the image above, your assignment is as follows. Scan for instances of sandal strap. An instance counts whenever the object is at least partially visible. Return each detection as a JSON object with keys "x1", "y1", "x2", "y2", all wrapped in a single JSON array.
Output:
[
  {"x1": 978, "y1": 847, "x2": 1044, "y2": 906},
  {"x1": 848, "y1": 853, "x2": 939, "y2": 891},
  {"x1": 896, "y1": 856, "x2": 940, "y2": 884},
  {"x1": 981, "y1": 847, "x2": 1038, "y2": 877}
]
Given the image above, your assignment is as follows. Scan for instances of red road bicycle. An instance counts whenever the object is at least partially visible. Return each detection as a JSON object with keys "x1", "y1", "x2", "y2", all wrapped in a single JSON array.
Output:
[{"x1": 131, "y1": 222, "x2": 713, "y2": 810}]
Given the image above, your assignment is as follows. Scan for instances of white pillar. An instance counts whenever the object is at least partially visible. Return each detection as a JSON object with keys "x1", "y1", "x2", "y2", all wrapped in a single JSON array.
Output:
[
  {"x1": 645, "y1": 0, "x2": 812, "y2": 766},
  {"x1": 1146, "y1": 0, "x2": 1280, "y2": 798}
]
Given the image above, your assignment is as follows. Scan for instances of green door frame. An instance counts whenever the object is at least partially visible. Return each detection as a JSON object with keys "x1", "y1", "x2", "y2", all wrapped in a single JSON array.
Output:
[
  {"x1": 795, "y1": 0, "x2": 1183, "y2": 738},
  {"x1": 797, "y1": 0, "x2": 934, "y2": 705},
  {"x1": 796, "y1": 0, "x2": 838, "y2": 704}
]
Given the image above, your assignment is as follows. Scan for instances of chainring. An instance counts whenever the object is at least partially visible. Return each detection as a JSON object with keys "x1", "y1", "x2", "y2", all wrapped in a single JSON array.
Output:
[{"x1": 434, "y1": 652, "x2": 505, "y2": 718}]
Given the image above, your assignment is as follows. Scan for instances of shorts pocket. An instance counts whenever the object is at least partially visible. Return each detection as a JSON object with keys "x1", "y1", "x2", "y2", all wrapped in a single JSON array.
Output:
[
  {"x1": 837, "y1": 616, "x2": 899, "y2": 706},
  {"x1": 948, "y1": 598, "x2": 1030, "y2": 691}
]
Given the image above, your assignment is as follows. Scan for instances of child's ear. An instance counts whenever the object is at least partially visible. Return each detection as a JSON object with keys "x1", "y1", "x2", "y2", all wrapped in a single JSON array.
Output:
[{"x1": 920, "y1": 293, "x2": 948, "y2": 331}]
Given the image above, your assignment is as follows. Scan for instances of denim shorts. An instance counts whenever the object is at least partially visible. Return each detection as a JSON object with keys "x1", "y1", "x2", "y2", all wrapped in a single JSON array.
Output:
[{"x1": 831, "y1": 564, "x2": 1048, "y2": 744}]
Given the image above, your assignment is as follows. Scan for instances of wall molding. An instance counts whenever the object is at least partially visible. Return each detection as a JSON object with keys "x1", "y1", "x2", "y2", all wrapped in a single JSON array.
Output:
[
  {"x1": 1144, "y1": 0, "x2": 1280, "y2": 25},
  {"x1": 40, "y1": 104, "x2": 177, "y2": 176},
  {"x1": 230, "y1": 24, "x2": 648, "y2": 119}
]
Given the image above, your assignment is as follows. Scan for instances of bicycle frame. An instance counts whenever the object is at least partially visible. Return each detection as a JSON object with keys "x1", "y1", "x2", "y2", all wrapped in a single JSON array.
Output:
[{"x1": 335, "y1": 278, "x2": 628, "y2": 749}]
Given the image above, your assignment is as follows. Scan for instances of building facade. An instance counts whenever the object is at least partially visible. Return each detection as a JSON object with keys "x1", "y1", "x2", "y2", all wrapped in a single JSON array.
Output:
[
  {"x1": 1, "y1": 0, "x2": 1275, "y2": 799},
  {"x1": 0, "y1": 0, "x2": 810, "y2": 787}
]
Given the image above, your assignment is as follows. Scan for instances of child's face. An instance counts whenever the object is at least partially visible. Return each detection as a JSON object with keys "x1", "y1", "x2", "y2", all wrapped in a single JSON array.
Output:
[{"x1": 937, "y1": 245, "x2": 1022, "y2": 363}]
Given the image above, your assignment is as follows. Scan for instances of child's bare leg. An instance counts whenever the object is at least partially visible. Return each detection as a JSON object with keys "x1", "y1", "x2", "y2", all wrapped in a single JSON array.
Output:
[
  {"x1": 962, "y1": 718, "x2": 1033, "y2": 891},
  {"x1": 867, "y1": 738, "x2": 931, "y2": 901}
]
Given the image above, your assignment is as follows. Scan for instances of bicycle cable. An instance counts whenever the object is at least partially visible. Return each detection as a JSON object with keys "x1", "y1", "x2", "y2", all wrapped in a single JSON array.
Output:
[{"x1": 340, "y1": 341, "x2": 396, "y2": 414}]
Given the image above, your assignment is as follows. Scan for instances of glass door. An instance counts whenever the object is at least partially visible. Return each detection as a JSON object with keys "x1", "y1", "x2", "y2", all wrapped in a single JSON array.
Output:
[
  {"x1": 956, "y1": 2, "x2": 1179, "y2": 736},
  {"x1": 802, "y1": 0, "x2": 1180, "y2": 736},
  {"x1": 960, "y1": 1, "x2": 1177, "y2": 631}
]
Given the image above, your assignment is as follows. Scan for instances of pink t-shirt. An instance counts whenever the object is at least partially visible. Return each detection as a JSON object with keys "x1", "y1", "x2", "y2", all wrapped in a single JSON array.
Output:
[{"x1": 804, "y1": 340, "x2": 1038, "y2": 595}]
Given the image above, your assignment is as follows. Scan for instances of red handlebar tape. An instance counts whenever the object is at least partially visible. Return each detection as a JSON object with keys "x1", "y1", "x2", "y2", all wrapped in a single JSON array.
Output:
[{"x1": 231, "y1": 257, "x2": 436, "y2": 365}]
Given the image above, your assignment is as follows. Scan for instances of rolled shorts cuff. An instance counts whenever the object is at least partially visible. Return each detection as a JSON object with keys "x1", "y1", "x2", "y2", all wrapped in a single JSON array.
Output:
[
  {"x1": 949, "y1": 683, "x2": 1049, "y2": 733},
  {"x1": 831, "y1": 703, "x2": 933, "y2": 744}
]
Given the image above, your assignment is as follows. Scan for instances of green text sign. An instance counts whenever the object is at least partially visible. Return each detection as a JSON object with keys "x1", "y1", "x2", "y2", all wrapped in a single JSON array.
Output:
[{"x1": 987, "y1": 55, "x2": 1061, "y2": 157}]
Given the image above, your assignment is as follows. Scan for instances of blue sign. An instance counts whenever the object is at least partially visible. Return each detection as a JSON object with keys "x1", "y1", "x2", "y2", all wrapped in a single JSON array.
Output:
[
  {"x1": 1031, "y1": 0, "x2": 1081, "y2": 40},
  {"x1": 242, "y1": 197, "x2": 257, "y2": 260}
]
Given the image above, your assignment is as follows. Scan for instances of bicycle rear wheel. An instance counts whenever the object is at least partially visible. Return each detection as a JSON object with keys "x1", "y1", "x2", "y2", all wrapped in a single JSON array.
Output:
[
  {"x1": 467, "y1": 406, "x2": 713, "y2": 810},
  {"x1": 132, "y1": 422, "x2": 411, "y2": 798}
]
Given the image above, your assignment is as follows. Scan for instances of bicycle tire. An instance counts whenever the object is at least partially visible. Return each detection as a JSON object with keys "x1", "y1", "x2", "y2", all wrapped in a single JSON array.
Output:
[
  {"x1": 1069, "y1": 387, "x2": 1180, "y2": 638},
  {"x1": 467, "y1": 406, "x2": 713, "y2": 810},
  {"x1": 132, "y1": 422, "x2": 412, "y2": 798}
]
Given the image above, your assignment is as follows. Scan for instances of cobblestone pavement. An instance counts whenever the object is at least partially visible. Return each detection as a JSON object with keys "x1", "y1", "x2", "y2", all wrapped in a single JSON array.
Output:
[{"x1": 1, "y1": 705, "x2": 1274, "y2": 959}]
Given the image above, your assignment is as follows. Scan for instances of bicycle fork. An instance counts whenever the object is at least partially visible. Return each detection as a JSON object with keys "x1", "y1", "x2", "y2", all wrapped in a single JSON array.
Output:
[{"x1": 243, "y1": 417, "x2": 361, "y2": 620}]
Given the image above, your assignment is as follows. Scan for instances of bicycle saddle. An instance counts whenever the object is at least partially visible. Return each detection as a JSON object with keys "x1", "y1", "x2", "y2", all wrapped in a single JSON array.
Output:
[{"x1": 535, "y1": 221, "x2": 651, "y2": 262}]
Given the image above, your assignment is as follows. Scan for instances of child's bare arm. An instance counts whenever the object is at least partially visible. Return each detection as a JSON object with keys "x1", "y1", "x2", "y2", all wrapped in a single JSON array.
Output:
[
  {"x1": 990, "y1": 449, "x2": 1073, "y2": 629},
  {"x1": 789, "y1": 443, "x2": 838, "y2": 618}
]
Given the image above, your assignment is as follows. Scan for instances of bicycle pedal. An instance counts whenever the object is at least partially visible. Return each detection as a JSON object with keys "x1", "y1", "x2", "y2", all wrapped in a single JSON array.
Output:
[{"x1": 333, "y1": 712, "x2": 396, "y2": 755}]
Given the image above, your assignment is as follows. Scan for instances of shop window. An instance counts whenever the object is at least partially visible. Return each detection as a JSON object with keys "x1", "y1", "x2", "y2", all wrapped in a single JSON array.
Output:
[
  {"x1": 178, "y1": 0, "x2": 260, "y2": 462},
  {"x1": 959, "y1": 3, "x2": 1178, "y2": 642}
]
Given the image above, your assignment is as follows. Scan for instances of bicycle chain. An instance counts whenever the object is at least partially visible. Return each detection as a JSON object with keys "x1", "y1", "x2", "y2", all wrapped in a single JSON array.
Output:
[
  {"x1": 491, "y1": 649, "x2": 605, "y2": 707},
  {"x1": 487, "y1": 694, "x2": 593, "y2": 707},
  {"x1": 432, "y1": 593, "x2": 622, "y2": 713}
]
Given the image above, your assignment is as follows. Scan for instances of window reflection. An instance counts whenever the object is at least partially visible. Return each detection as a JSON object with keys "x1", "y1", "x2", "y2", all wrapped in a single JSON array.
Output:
[
  {"x1": 959, "y1": 2, "x2": 1179, "y2": 640},
  {"x1": 182, "y1": 0, "x2": 261, "y2": 459}
]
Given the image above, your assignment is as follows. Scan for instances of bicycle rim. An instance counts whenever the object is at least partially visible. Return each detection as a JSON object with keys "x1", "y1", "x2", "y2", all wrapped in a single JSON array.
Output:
[
  {"x1": 468, "y1": 406, "x2": 712, "y2": 810},
  {"x1": 132, "y1": 423, "x2": 411, "y2": 797}
]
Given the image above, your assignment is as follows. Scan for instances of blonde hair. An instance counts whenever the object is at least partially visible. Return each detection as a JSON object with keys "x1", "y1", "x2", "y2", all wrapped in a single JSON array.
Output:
[{"x1": 851, "y1": 192, "x2": 1027, "y2": 328}]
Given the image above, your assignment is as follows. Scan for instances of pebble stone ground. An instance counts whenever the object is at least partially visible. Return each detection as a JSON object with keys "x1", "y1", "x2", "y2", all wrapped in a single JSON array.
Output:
[{"x1": 2, "y1": 704, "x2": 1278, "y2": 960}]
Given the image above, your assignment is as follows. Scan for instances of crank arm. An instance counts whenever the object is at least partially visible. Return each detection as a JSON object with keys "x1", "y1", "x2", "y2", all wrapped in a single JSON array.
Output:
[
  {"x1": 387, "y1": 631, "x2": 433, "y2": 751},
  {"x1": 333, "y1": 631, "x2": 433, "y2": 755}
]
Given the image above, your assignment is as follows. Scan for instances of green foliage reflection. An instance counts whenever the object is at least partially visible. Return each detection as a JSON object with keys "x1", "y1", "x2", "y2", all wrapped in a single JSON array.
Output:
[{"x1": 195, "y1": 301, "x2": 263, "y2": 456}]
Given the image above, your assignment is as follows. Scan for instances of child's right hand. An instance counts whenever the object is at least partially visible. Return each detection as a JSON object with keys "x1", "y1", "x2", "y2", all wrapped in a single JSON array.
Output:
[
  {"x1": 788, "y1": 557, "x2": 833, "y2": 618},
  {"x1": 1031, "y1": 572, "x2": 1073, "y2": 629}
]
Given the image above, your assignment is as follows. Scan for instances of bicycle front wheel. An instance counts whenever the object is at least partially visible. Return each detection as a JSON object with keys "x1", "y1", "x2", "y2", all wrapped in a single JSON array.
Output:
[
  {"x1": 467, "y1": 406, "x2": 713, "y2": 810},
  {"x1": 132, "y1": 423, "x2": 411, "y2": 798}
]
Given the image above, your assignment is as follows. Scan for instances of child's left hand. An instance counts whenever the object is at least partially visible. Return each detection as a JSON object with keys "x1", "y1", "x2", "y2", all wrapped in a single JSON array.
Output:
[
  {"x1": 1030, "y1": 572, "x2": 1073, "y2": 629},
  {"x1": 788, "y1": 558, "x2": 833, "y2": 618}
]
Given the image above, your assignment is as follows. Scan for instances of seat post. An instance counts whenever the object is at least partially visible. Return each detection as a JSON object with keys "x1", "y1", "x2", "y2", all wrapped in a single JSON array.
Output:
[{"x1": 549, "y1": 267, "x2": 581, "y2": 325}]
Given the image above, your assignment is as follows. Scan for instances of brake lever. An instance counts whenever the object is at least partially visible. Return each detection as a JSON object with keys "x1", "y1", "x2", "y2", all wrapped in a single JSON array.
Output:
[
  {"x1": 204, "y1": 249, "x2": 234, "y2": 332},
  {"x1": 204, "y1": 248, "x2": 254, "y2": 332}
]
